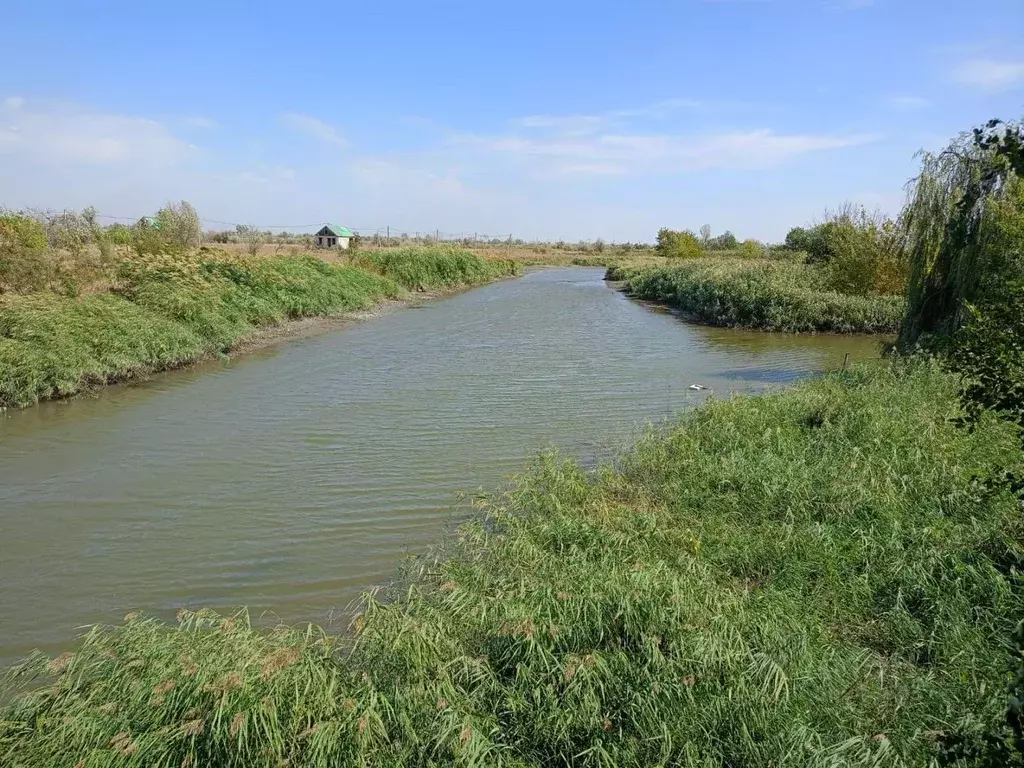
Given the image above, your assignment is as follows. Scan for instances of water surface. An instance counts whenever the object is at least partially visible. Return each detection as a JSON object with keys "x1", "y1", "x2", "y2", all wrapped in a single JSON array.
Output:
[{"x1": 0, "y1": 268, "x2": 881, "y2": 663}]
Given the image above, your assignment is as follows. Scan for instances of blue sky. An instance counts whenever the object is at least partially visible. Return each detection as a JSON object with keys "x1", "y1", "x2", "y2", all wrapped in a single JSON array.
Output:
[{"x1": 1, "y1": 0, "x2": 1022, "y2": 242}]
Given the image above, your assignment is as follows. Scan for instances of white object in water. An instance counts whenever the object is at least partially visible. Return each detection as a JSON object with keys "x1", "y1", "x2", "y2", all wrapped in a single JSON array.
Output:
[{"x1": 689, "y1": 384, "x2": 709, "y2": 391}]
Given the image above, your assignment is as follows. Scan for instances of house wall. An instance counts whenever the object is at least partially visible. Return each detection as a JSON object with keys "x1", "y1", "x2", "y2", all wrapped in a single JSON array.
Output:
[{"x1": 314, "y1": 233, "x2": 350, "y2": 248}]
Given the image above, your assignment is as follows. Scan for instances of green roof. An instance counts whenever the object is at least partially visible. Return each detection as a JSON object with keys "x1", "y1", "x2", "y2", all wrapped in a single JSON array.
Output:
[{"x1": 322, "y1": 224, "x2": 353, "y2": 237}]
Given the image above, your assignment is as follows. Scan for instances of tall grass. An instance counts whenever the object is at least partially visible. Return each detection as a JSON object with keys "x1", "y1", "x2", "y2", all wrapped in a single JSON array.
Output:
[
  {"x1": 3, "y1": 361, "x2": 1021, "y2": 766},
  {"x1": 353, "y1": 246, "x2": 516, "y2": 290},
  {"x1": 0, "y1": 247, "x2": 517, "y2": 407},
  {"x1": 609, "y1": 258, "x2": 905, "y2": 333}
]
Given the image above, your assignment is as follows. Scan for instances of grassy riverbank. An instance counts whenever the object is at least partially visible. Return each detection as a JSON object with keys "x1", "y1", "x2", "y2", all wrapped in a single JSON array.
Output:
[
  {"x1": 608, "y1": 259, "x2": 905, "y2": 333},
  {"x1": 0, "y1": 246, "x2": 517, "y2": 408},
  {"x1": 3, "y1": 360, "x2": 1021, "y2": 766}
]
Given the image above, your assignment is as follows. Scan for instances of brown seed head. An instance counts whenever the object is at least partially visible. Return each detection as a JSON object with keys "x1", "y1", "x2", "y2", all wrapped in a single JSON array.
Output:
[
  {"x1": 358, "y1": 716, "x2": 368, "y2": 733},
  {"x1": 436, "y1": 698, "x2": 449, "y2": 711},
  {"x1": 179, "y1": 718, "x2": 205, "y2": 737},
  {"x1": 49, "y1": 652, "x2": 74, "y2": 675},
  {"x1": 459, "y1": 725, "x2": 472, "y2": 745},
  {"x1": 556, "y1": 591, "x2": 570, "y2": 601},
  {"x1": 124, "y1": 611, "x2": 141, "y2": 623},
  {"x1": 220, "y1": 618, "x2": 237, "y2": 633},
  {"x1": 110, "y1": 731, "x2": 137, "y2": 755},
  {"x1": 602, "y1": 717, "x2": 613, "y2": 732},
  {"x1": 260, "y1": 647, "x2": 302, "y2": 680},
  {"x1": 98, "y1": 702, "x2": 118, "y2": 715},
  {"x1": 154, "y1": 679, "x2": 176, "y2": 694}
]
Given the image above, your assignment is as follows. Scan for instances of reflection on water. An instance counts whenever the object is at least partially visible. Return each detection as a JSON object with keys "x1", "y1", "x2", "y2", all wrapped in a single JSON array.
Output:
[{"x1": 0, "y1": 268, "x2": 881, "y2": 663}]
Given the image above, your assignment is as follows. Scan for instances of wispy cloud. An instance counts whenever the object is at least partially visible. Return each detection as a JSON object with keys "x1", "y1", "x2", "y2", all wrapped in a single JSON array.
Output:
[
  {"x1": 513, "y1": 98, "x2": 706, "y2": 136},
  {"x1": 281, "y1": 112, "x2": 348, "y2": 146},
  {"x1": 0, "y1": 96, "x2": 191, "y2": 165},
  {"x1": 452, "y1": 125, "x2": 879, "y2": 176},
  {"x1": 952, "y1": 58, "x2": 1024, "y2": 92},
  {"x1": 182, "y1": 116, "x2": 219, "y2": 130},
  {"x1": 887, "y1": 95, "x2": 930, "y2": 111}
]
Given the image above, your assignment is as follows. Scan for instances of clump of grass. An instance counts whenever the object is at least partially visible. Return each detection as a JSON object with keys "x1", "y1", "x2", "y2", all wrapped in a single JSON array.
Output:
[
  {"x1": 609, "y1": 258, "x2": 906, "y2": 333},
  {"x1": 0, "y1": 248, "x2": 515, "y2": 408},
  {"x1": 3, "y1": 361, "x2": 1020, "y2": 765},
  {"x1": 353, "y1": 246, "x2": 517, "y2": 291}
]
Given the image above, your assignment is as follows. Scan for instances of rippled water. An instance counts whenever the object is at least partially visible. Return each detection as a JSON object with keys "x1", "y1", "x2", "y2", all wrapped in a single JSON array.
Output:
[{"x1": 0, "y1": 268, "x2": 882, "y2": 663}]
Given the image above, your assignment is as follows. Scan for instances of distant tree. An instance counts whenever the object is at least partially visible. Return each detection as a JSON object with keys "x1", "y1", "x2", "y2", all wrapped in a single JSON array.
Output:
[
  {"x1": 656, "y1": 228, "x2": 703, "y2": 259},
  {"x1": 707, "y1": 231, "x2": 738, "y2": 251},
  {"x1": 699, "y1": 224, "x2": 712, "y2": 249},
  {"x1": 106, "y1": 223, "x2": 133, "y2": 246},
  {"x1": 784, "y1": 227, "x2": 812, "y2": 252},
  {"x1": 236, "y1": 224, "x2": 263, "y2": 256},
  {"x1": 156, "y1": 201, "x2": 201, "y2": 249},
  {"x1": 740, "y1": 239, "x2": 764, "y2": 259}
]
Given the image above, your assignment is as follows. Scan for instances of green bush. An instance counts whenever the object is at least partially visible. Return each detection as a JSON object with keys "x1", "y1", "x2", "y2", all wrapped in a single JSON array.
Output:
[
  {"x1": 656, "y1": 228, "x2": 704, "y2": 259},
  {"x1": 0, "y1": 211, "x2": 56, "y2": 293}
]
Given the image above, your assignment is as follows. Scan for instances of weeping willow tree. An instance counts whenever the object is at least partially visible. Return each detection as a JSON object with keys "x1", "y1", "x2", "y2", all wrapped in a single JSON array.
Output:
[{"x1": 897, "y1": 119, "x2": 1024, "y2": 352}]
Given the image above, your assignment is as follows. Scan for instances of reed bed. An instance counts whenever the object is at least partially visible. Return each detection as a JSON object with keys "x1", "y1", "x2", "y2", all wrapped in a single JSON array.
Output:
[
  {"x1": 0, "y1": 247, "x2": 517, "y2": 408},
  {"x1": 3, "y1": 361, "x2": 1020, "y2": 766},
  {"x1": 609, "y1": 259, "x2": 905, "y2": 333}
]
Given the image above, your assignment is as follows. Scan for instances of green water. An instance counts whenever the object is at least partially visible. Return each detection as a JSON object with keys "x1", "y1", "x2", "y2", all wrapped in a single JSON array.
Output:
[{"x1": 0, "y1": 268, "x2": 882, "y2": 663}]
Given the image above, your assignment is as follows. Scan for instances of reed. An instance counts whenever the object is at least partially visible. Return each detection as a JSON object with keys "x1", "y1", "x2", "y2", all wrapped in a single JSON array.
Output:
[
  {"x1": 0, "y1": 248, "x2": 518, "y2": 408},
  {"x1": 609, "y1": 258, "x2": 905, "y2": 333}
]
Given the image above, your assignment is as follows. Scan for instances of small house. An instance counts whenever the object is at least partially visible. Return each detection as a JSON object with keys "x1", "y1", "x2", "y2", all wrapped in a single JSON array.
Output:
[{"x1": 314, "y1": 224, "x2": 353, "y2": 249}]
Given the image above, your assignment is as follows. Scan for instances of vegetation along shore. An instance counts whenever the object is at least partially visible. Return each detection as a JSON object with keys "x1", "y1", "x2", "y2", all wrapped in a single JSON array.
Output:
[
  {"x1": 1, "y1": 118, "x2": 1022, "y2": 766},
  {"x1": 0, "y1": 218, "x2": 517, "y2": 408}
]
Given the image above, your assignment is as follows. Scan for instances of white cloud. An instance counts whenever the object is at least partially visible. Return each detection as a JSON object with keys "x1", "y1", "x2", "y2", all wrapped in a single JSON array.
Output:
[
  {"x1": 952, "y1": 58, "x2": 1024, "y2": 92},
  {"x1": 0, "y1": 97, "x2": 190, "y2": 165},
  {"x1": 887, "y1": 95, "x2": 930, "y2": 111},
  {"x1": 514, "y1": 98, "x2": 706, "y2": 136},
  {"x1": 281, "y1": 112, "x2": 348, "y2": 146},
  {"x1": 452, "y1": 126, "x2": 879, "y2": 176}
]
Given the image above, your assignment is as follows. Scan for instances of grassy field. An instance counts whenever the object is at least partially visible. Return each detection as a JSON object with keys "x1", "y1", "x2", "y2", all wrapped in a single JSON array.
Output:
[
  {"x1": 0, "y1": 246, "x2": 517, "y2": 408},
  {"x1": 608, "y1": 258, "x2": 906, "y2": 333},
  {"x1": 2, "y1": 360, "x2": 1020, "y2": 766}
]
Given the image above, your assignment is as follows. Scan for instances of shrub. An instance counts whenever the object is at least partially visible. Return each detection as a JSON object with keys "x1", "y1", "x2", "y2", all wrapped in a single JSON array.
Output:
[
  {"x1": 157, "y1": 201, "x2": 202, "y2": 249},
  {"x1": 739, "y1": 238, "x2": 763, "y2": 259},
  {"x1": 655, "y1": 228, "x2": 703, "y2": 259},
  {"x1": 0, "y1": 211, "x2": 56, "y2": 293},
  {"x1": 707, "y1": 230, "x2": 738, "y2": 250}
]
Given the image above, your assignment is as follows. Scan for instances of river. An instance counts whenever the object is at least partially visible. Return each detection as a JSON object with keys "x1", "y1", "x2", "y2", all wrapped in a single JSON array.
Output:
[{"x1": 0, "y1": 268, "x2": 882, "y2": 664}]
